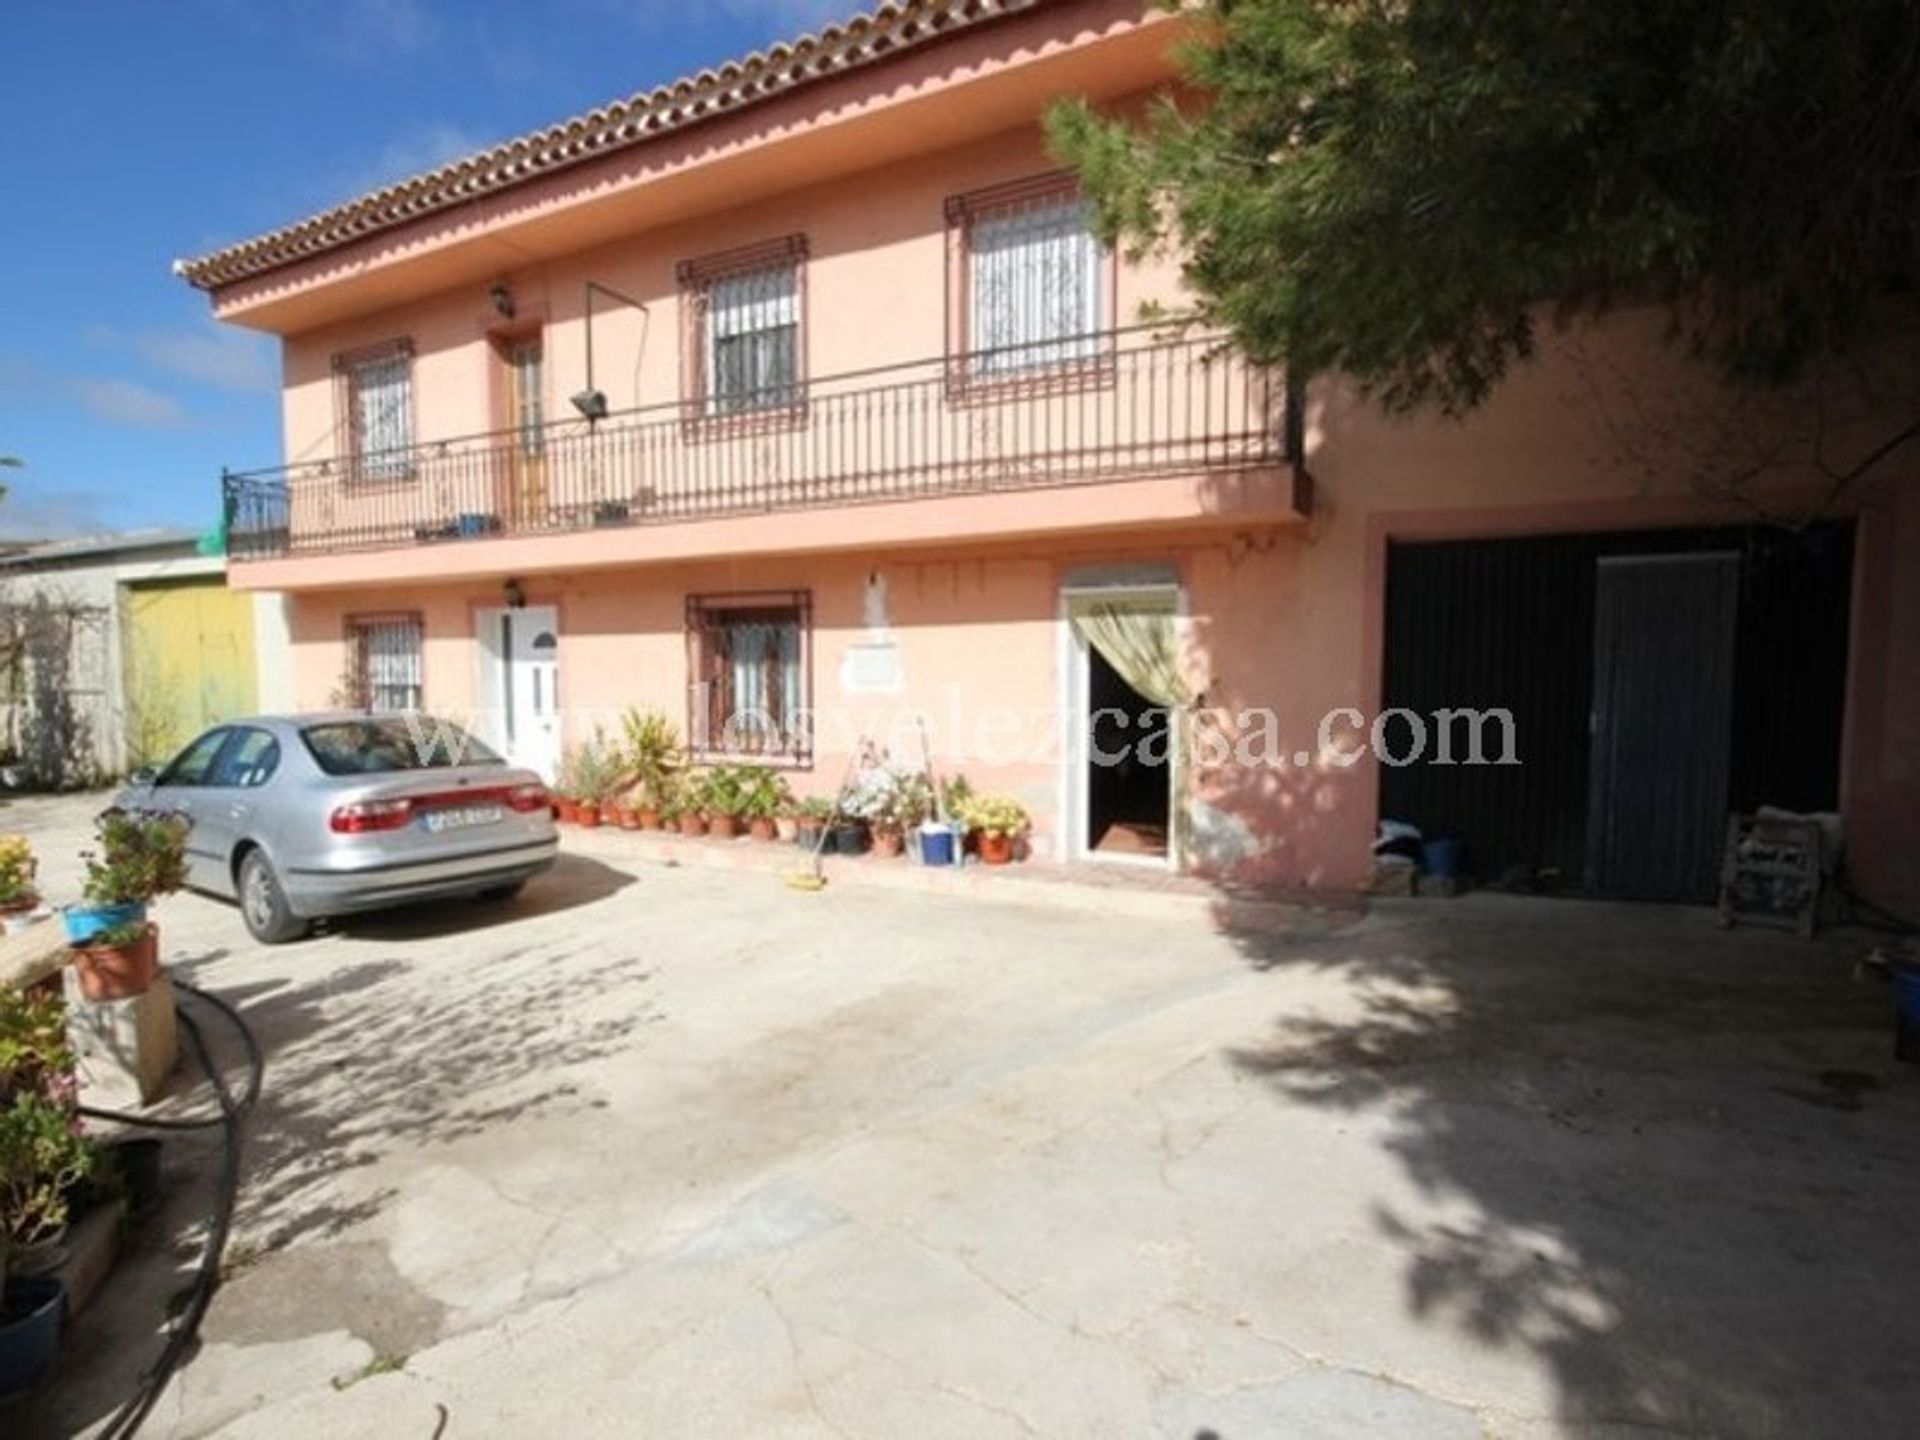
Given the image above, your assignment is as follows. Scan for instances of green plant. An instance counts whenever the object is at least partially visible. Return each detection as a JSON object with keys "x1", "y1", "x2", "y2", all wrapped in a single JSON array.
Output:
[
  {"x1": 0, "y1": 986, "x2": 89, "y2": 1247},
  {"x1": 552, "y1": 744, "x2": 585, "y2": 801},
  {"x1": 557, "y1": 729, "x2": 623, "y2": 805},
  {"x1": 961, "y1": 794, "x2": 1028, "y2": 837},
  {"x1": 845, "y1": 766, "x2": 932, "y2": 831},
  {"x1": 0, "y1": 987, "x2": 74, "y2": 1106},
  {"x1": 735, "y1": 766, "x2": 791, "y2": 821},
  {"x1": 80, "y1": 808, "x2": 188, "y2": 906},
  {"x1": 939, "y1": 775, "x2": 975, "y2": 824},
  {"x1": 619, "y1": 708, "x2": 685, "y2": 793},
  {"x1": 0, "y1": 834, "x2": 36, "y2": 907},
  {"x1": 0, "y1": 1091, "x2": 93, "y2": 1245},
  {"x1": 581, "y1": 728, "x2": 629, "y2": 806},
  {"x1": 796, "y1": 795, "x2": 835, "y2": 823},
  {"x1": 699, "y1": 765, "x2": 751, "y2": 819}
]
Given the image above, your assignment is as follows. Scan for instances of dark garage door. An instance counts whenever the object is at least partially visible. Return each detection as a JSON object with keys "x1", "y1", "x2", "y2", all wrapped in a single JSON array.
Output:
[{"x1": 1379, "y1": 523, "x2": 1853, "y2": 897}]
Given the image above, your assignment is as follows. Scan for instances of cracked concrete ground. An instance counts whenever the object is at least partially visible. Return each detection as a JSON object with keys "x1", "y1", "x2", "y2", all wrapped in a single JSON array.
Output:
[{"x1": 7, "y1": 792, "x2": 1919, "y2": 1438}]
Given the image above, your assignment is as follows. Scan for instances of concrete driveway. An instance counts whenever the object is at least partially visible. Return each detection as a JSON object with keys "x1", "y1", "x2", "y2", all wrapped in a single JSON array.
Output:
[{"x1": 10, "y1": 792, "x2": 1919, "y2": 1438}]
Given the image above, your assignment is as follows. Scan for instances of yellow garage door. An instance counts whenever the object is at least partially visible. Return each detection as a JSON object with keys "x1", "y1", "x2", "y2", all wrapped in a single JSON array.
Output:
[{"x1": 123, "y1": 580, "x2": 257, "y2": 765}]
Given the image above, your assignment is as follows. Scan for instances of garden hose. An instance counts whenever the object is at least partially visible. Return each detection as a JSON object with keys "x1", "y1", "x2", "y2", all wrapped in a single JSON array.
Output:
[{"x1": 71, "y1": 978, "x2": 263, "y2": 1440}]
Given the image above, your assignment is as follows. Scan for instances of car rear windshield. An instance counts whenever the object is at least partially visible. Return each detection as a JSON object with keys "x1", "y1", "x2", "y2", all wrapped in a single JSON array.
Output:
[{"x1": 300, "y1": 718, "x2": 504, "y2": 776}]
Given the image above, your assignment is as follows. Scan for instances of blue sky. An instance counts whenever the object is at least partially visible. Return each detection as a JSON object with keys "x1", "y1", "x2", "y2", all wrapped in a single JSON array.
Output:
[{"x1": 0, "y1": 0, "x2": 853, "y2": 538}]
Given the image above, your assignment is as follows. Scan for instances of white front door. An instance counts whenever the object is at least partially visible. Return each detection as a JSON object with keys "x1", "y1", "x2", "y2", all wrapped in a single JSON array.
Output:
[{"x1": 477, "y1": 605, "x2": 561, "y2": 779}]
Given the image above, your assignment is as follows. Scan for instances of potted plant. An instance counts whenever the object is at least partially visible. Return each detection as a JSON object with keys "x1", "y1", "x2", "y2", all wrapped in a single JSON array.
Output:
[
  {"x1": 738, "y1": 767, "x2": 790, "y2": 842},
  {"x1": 794, "y1": 796, "x2": 834, "y2": 850},
  {"x1": 703, "y1": 764, "x2": 749, "y2": 840},
  {"x1": 0, "y1": 1270, "x2": 65, "y2": 1398},
  {"x1": 0, "y1": 985, "x2": 92, "y2": 1303},
  {"x1": 964, "y1": 794, "x2": 1028, "y2": 866},
  {"x1": 69, "y1": 920, "x2": 160, "y2": 1002},
  {"x1": 552, "y1": 745, "x2": 584, "y2": 824},
  {"x1": 676, "y1": 773, "x2": 709, "y2": 837},
  {"x1": 580, "y1": 729, "x2": 627, "y2": 829},
  {"x1": 0, "y1": 836, "x2": 40, "y2": 934},
  {"x1": 66, "y1": 810, "x2": 187, "y2": 999},
  {"x1": 619, "y1": 708, "x2": 684, "y2": 799},
  {"x1": 844, "y1": 765, "x2": 929, "y2": 858}
]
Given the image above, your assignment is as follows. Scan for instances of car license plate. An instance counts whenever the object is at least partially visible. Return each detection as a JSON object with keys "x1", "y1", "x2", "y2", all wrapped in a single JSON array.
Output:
[{"x1": 422, "y1": 804, "x2": 503, "y2": 833}]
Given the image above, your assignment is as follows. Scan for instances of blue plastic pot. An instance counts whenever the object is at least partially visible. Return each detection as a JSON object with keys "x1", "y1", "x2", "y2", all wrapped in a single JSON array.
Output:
[
  {"x1": 62, "y1": 901, "x2": 146, "y2": 944},
  {"x1": 916, "y1": 823, "x2": 959, "y2": 867},
  {"x1": 1895, "y1": 966, "x2": 1920, "y2": 1064},
  {"x1": 1421, "y1": 838, "x2": 1463, "y2": 877},
  {"x1": 0, "y1": 1275, "x2": 65, "y2": 1398}
]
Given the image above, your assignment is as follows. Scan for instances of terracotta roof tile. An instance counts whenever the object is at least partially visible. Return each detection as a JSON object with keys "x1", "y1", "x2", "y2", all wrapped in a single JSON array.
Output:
[{"x1": 174, "y1": 0, "x2": 1051, "y2": 291}]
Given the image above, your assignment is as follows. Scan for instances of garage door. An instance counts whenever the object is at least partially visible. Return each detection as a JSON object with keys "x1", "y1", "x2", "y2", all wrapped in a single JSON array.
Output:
[
  {"x1": 1379, "y1": 523, "x2": 1853, "y2": 899},
  {"x1": 123, "y1": 579, "x2": 257, "y2": 764}
]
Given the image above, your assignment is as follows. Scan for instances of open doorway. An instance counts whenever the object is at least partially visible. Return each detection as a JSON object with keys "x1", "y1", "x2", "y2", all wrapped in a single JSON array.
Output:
[
  {"x1": 1063, "y1": 582, "x2": 1180, "y2": 868},
  {"x1": 1087, "y1": 646, "x2": 1170, "y2": 857}
]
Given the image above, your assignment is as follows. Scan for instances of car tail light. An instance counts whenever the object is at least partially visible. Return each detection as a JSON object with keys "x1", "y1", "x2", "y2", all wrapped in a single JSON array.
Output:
[
  {"x1": 329, "y1": 798, "x2": 415, "y2": 833},
  {"x1": 506, "y1": 783, "x2": 549, "y2": 813}
]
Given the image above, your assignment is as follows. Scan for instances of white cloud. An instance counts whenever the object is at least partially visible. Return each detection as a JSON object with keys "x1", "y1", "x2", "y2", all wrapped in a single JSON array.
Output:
[
  {"x1": 338, "y1": 122, "x2": 490, "y2": 198},
  {"x1": 717, "y1": 0, "x2": 859, "y2": 27},
  {"x1": 617, "y1": 0, "x2": 856, "y2": 39},
  {"x1": 0, "y1": 478, "x2": 118, "y2": 541},
  {"x1": 72, "y1": 379, "x2": 188, "y2": 430},
  {"x1": 91, "y1": 324, "x2": 277, "y2": 394},
  {"x1": 311, "y1": 0, "x2": 438, "y2": 59}
]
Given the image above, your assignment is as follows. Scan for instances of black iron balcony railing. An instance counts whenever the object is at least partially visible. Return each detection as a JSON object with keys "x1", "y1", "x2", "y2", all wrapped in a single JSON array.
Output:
[{"x1": 222, "y1": 327, "x2": 1289, "y2": 562}]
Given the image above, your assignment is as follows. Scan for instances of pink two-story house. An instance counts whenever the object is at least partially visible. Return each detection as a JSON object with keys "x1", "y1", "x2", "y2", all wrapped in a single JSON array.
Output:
[{"x1": 183, "y1": 0, "x2": 1919, "y2": 914}]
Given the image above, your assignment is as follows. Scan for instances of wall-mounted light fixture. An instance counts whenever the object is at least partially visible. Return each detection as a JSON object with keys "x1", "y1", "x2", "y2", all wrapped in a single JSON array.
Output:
[
  {"x1": 570, "y1": 280, "x2": 649, "y2": 424},
  {"x1": 489, "y1": 281, "x2": 516, "y2": 319},
  {"x1": 503, "y1": 577, "x2": 527, "y2": 609}
]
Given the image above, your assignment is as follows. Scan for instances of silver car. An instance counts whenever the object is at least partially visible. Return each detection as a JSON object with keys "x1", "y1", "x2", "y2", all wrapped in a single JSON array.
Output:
[{"x1": 119, "y1": 712, "x2": 558, "y2": 944}]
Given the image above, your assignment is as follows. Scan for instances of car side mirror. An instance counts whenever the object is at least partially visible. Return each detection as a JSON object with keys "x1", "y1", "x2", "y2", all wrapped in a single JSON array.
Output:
[{"x1": 128, "y1": 766, "x2": 158, "y2": 787}]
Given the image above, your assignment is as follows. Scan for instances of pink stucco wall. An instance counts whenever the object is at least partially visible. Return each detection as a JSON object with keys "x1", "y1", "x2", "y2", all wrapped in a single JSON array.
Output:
[
  {"x1": 271, "y1": 306, "x2": 1919, "y2": 914},
  {"x1": 272, "y1": 113, "x2": 1189, "y2": 480}
]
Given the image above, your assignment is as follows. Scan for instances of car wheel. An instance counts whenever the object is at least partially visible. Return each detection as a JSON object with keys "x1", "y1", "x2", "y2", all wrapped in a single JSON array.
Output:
[
  {"x1": 238, "y1": 849, "x2": 309, "y2": 944},
  {"x1": 477, "y1": 880, "x2": 526, "y2": 903}
]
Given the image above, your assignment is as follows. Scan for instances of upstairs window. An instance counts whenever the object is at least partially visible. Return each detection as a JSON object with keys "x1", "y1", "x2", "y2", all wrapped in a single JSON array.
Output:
[
  {"x1": 686, "y1": 592, "x2": 811, "y2": 764},
  {"x1": 949, "y1": 175, "x2": 1106, "y2": 377},
  {"x1": 346, "y1": 613, "x2": 424, "y2": 713},
  {"x1": 335, "y1": 340, "x2": 415, "y2": 480},
  {"x1": 679, "y1": 237, "x2": 806, "y2": 417}
]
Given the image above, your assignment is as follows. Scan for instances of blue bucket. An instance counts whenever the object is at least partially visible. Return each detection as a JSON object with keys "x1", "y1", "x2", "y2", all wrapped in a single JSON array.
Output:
[
  {"x1": 1895, "y1": 967, "x2": 1920, "y2": 1064},
  {"x1": 62, "y1": 901, "x2": 146, "y2": 945},
  {"x1": 0, "y1": 1275, "x2": 65, "y2": 1397},
  {"x1": 1422, "y1": 838, "x2": 1462, "y2": 877},
  {"x1": 917, "y1": 823, "x2": 959, "y2": 867}
]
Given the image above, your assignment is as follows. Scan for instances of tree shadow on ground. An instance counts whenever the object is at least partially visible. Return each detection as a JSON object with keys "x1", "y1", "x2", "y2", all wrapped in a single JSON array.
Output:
[
  {"x1": 1207, "y1": 894, "x2": 1920, "y2": 1437},
  {"x1": 183, "y1": 858, "x2": 655, "y2": 1255},
  {"x1": 16, "y1": 854, "x2": 660, "y2": 1437}
]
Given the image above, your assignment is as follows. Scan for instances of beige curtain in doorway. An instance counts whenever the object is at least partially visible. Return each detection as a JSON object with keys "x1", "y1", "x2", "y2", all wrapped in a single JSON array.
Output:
[{"x1": 1067, "y1": 592, "x2": 1190, "y2": 857}]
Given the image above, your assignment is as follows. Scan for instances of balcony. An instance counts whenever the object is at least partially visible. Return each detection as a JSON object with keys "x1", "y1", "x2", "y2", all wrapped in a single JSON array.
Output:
[{"x1": 222, "y1": 327, "x2": 1295, "y2": 568}]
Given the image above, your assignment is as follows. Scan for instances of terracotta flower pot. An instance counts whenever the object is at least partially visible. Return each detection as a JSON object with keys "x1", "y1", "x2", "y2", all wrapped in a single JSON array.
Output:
[
  {"x1": 613, "y1": 805, "x2": 639, "y2": 830},
  {"x1": 709, "y1": 815, "x2": 740, "y2": 840},
  {"x1": 748, "y1": 817, "x2": 777, "y2": 842},
  {"x1": 556, "y1": 799, "x2": 578, "y2": 824},
  {"x1": 872, "y1": 826, "x2": 906, "y2": 858},
  {"x1": 638, "y1": 809, "x2": 663, "y2": 831},
  {"x1": 576, "y1": 804, "x2": 602, "y2": 829},
  {"x1": 677, "y1": 813, "x2": 706, "y2": 837},
  {"x1": 72, "y1": 924, "x2": 160, "y2": 1001},
  {"x1": 978, "y1": 831, "x2": 1015, "y2": 866}
]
